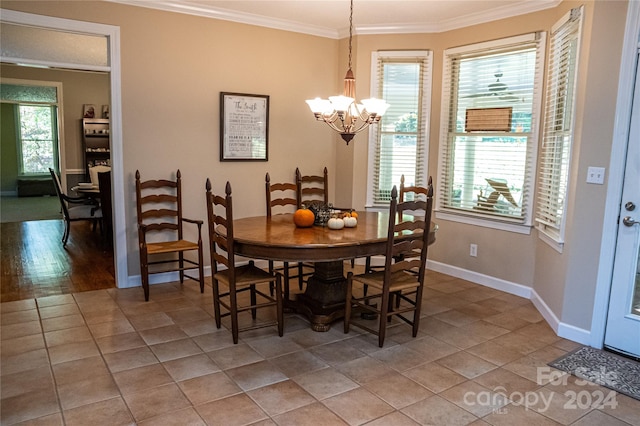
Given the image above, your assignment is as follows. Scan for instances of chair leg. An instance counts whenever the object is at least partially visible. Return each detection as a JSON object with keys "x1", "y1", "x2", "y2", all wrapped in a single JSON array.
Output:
[
  {"x1": 250, "y1": 284, "x2": 257, "y2": 319},
  {"x1": 230, "y1": 284, "x2": 239, "y2": 344},
  {"x1": 378, "y1": 290, "x2": 391, "y2": 347},
  {"x1": 212, "y1": 278, "x2": 222, "y2": 328},
  {"x1": 298, "y1": 263, "x2": 304, "y2": 290},
  {"x1": 197, "y1": 246, "x2": 205, "y2": 293},
  {"x1": 178, "y1": 252, "x2": 185, "y2": 283},
  {"x1": 140, "y1": 254, "x2": 150, "y2": 302},
  {"x1": 283, "y1": 262, "x2": 290, "y2": 301},
  {"x1": 275, "y1": 274, "x2": 284, "y2": 337},
  {"x1": 412, "y1": 286, "x2": 424, "y2": 337},
  {"x1": 344, "y1": 273, "x2": 353, "y2": 334},
  {"x1": 62, "y1": 219, "x2": 71, "y2": 246},
  {"x1": 268, "y1": 260, "x2": 275, "y2": 296}
]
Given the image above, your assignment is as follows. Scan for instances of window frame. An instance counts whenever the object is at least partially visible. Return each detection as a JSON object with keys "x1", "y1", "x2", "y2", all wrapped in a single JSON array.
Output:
[
  {"x1": 1, "y1": 78, "x2": 63, "y2": 177},
  {"x1": 366, "y1": 50, "x2": 433, "y2": 209},
  {"x1": 535, "y1": 6, "x2": 584, "y2": 251},
  {"x1": 16, "y1": 103, "x2": 59, "y2": 176},
  {"x1": 436, "y1": 33, "x2": 546, "y2": 234}
]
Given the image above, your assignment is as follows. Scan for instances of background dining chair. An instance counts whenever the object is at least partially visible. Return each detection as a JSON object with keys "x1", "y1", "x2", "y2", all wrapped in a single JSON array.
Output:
[
  {"x1": 49, "y1": 168, "x2": 102, "y2": 246},
  {"x1": 97, "y1": 170, "x2": 113, "y2": 248},
  {"x1": 265, "y1": 172, "x2": 305, "y2": 299},
  {"x1": 296, "y1": 166, "x2": 328, "y2": 208},
  {"x1": 135, "y1": 169, "x2": 204, "y2": 301},
  {"x1": 89, "y1": 164, "x2": 111, "y2": 188},
  {"x1": 344, "y1": 177, "x2": 434, "y2": 347},
  {"x1": 295, "y1": 167, "x2": 330, "y2": 287},
  {"x1": 363, "y1": 174, "x2": 430, "y2": 273},
  {"x1": 206, "y1": 179, "x2": 284, "y2": 344}
]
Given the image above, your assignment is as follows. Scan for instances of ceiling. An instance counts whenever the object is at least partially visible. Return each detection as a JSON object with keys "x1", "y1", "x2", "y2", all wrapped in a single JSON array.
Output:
[{"x1": 109, "y1": 0, "x2": 561, "y2": 38}]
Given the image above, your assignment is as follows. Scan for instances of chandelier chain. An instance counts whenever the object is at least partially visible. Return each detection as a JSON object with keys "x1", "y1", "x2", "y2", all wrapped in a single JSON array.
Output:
[{"x1": 348, "y1": 0, "x2": 353, "y2": 70}]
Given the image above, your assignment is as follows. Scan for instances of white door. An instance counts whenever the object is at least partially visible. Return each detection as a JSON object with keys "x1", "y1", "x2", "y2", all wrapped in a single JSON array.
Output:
[{"x1": 604, "y1": 52, "x2": 640, "y2": 358}]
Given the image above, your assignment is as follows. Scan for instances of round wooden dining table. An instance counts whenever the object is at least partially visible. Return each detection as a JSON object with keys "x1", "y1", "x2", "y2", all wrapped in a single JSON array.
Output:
[{"x1": 232, "y1": 212, "x2": 437, "y2": 331}]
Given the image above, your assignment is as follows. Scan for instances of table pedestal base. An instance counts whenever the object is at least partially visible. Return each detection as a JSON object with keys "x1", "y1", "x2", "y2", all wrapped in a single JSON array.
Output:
[{"x1": 293, "y1": 260, "x2": 347, "y2": 332}]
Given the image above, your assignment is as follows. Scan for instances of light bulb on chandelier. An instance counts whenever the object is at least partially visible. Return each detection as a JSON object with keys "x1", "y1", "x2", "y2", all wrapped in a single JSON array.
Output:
[{"x1": 305, "y1": 0, "x2": 390, "y2": 145}]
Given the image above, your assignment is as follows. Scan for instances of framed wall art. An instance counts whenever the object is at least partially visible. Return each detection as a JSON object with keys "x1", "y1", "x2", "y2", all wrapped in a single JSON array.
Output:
[{"x1": 220, "y1": 92, "x2": 269, "y2": 161}]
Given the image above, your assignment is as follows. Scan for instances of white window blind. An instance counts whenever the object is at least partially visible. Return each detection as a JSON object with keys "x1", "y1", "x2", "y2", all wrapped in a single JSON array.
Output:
[
  {"x1": 536, "y1": 7, "x2": 584, "y2": 246},
  {"x1": 367, "y1": 51, "x2": 432, "y2": 206},
  {"x1": 438, "y1": 33, "x2": 545, "y2": 228}
]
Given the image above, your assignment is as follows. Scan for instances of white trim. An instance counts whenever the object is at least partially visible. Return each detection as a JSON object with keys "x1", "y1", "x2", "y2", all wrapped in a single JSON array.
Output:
[
  {"x1": 0, "y1": 58, "x2": 110, "y2": 73},
  {"x1": 557, "y1": 323, "x2": 592, "y2": 346},
  {"x1": 434, "y1": 211, "x2": 533, "y2": 235},
  {"x1": 591, "y1": 0, "x2": 640, "y2": 350},
  {"x1": 427, "y1": 260, "x2": 532, "y2": 299},
  {"x1": 1, "y1": 9, "x2": 128, "y2": 289},
  {"x1": 444, "y1": 32, "x2": 538, "y2": 55},
  {"x1": 107, "y1": 0, "x2": 560, "y2": 38},
  {"x1": 537, "y1": 228, "x2": 564, "y2": 253}
]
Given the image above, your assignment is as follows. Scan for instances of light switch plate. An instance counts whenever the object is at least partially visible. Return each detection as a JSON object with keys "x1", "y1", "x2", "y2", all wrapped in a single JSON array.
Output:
[{"x1": 586, "y1": 166, "x2": 606, "y2": 184}]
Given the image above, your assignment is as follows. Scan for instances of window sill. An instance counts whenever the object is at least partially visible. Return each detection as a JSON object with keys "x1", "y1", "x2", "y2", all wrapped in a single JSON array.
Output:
[
  {"x1": 536, "y1": 226, "x2": 564, "y2": 253},
  {"x1": 435, "y1": 210, "x2": 532, "y2": 235}
]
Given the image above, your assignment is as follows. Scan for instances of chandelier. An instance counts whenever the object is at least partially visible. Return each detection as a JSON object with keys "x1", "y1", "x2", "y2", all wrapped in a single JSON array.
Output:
[{"x1": 305, "y1": 0, "x2": 390, "y2": 145}]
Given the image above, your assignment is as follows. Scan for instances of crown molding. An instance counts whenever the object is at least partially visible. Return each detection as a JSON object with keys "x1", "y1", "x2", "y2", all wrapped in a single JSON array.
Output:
[{"x1": 109, "y1": 0, "x2": 562, "y2": 39}]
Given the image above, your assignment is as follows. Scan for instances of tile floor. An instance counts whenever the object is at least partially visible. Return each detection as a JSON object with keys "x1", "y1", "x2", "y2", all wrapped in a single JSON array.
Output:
[{"x1": 2, "y1": 270, "x2": 639, "y2": 425}]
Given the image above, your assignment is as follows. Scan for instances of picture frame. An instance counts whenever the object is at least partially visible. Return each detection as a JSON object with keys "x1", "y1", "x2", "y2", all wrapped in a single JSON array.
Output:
[
  {"x1": 102, "y1": 105, "x2": 110, "y2": 119},
  {"x1": 220, "y1": 92, "x2": 269, "y2": 161},
  {"x1": 83, "y1": 104, "x2": 96, "y2": 118}
]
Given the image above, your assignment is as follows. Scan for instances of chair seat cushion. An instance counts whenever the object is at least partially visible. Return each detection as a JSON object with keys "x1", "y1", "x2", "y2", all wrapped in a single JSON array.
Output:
[
  {"x1": 352, "y1": 269, "x2": 420, "y2": 292},
  {"x1": 68, "y1": 205, "x2": 102, "y2": 220},
  {"x1": 214, "y1": 263, "x2": 275, "y2": 286},
  {"x1": 147, "y1": 239, "x2": 199, "y2": 255}
]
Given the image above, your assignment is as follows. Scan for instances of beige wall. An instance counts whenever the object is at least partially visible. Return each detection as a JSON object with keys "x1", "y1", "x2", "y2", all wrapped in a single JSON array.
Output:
[{"x1": 0, "y1": 1, "x2": 630, "y2": 337}]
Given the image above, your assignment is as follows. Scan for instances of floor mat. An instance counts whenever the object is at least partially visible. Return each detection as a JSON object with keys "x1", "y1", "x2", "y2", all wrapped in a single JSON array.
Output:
[{"x1": 549, "y1": 346, "x2": 640, "y2": 401}]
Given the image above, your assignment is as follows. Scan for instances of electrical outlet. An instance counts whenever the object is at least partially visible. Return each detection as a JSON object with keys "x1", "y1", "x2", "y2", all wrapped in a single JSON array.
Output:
[
  {"x1": 586, "y1": 166, "x2": 606, "y2": 184},
  {"x1": 470, "y1": 244, "x2": 478, "y2": 257}
]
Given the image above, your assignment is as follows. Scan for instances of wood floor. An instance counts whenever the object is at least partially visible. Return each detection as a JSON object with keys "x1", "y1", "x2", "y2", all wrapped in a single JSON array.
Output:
[{"x1": 1, "y1": 219, "x2": 115, "y2": 303}]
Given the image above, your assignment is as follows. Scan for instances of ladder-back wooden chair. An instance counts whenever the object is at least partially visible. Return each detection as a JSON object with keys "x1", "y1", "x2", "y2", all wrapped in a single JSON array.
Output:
[
  {"x1": 344, "y1": 177, "x2": 434, "y2": 347},
  {"x1": 207, "y1": 179, "x2": 284, "y2": 344},
  {"x1": 266, "y1": 172, "x2": 306, "y2": 299},
  {"x1": 296, "y1": 166, "x2": 328, "y2": 208},
  {"x1": 135, "y1": 170, "x2": 204, "y2": 301}
]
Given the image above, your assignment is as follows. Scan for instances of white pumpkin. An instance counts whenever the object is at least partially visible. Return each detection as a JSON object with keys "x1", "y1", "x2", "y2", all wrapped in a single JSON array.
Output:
[
  {"x1": 327, "y1": 217, "x2": 345, "y2": 230},
  {"x1": 343, "y1": 216, "x2": 357, "y2": 228}
]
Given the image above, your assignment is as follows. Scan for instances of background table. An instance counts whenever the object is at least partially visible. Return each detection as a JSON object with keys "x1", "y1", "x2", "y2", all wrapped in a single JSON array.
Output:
[{"x1": 232, "y1": 212, "x2": 437, "y2": 331}]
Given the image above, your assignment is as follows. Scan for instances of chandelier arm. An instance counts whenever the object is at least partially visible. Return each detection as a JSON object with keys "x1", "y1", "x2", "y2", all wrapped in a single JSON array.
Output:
[
  {"x1": 351, "y1": 120, "x2": 379, "y2": 135},
  {"x1": 320, "y1": 118, "x2": 348, "y2": 134}
]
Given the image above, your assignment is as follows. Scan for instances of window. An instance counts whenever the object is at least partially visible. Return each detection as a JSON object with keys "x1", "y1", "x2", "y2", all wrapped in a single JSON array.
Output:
[
  {"x1": 367, "y1": 51, "x2": 432, "y2": 206},
  {"x1": 437, "y1": 33, "x2": 546, "y2": 232},
  {"x1": 1, "y1": 81, "x2": 60, "y2": 175},
  {"x1": 17, "y1": 104, "x2": 58, "y2": 175},
  {"x1": 536, "y1": 7, "x2": 584, "y2": 249}
]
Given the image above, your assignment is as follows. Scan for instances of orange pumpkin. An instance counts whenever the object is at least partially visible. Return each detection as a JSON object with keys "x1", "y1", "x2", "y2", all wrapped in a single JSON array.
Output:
[
  {"x1": 350, "y1": 210, "x2": 358, "y2": 219},
  {"x1": 293, "y1": 208, "x2": 315, "y2": 228}
]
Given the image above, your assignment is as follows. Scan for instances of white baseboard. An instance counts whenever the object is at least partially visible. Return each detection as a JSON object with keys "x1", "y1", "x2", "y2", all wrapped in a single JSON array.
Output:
[
  {"x1": 126, "y1": 265, "x2": 213, "y2": 288},
  {"x1": 427, "y1": 260, "x2": 532, "y2": 299},
  {"x1": 427, "y1": 260, "x2": 591, "y2": 346}
]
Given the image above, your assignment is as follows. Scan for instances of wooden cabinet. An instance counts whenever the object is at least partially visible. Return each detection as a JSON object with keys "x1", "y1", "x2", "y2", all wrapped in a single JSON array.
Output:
[{"x1": 82, "y1": 118, "x2": 110, "y2": 177}]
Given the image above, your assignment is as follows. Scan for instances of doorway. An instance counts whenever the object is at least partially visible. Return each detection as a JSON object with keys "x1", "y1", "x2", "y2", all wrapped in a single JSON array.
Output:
[
  {"x1": 0, "y1": 9, "x2": 127, "y2": 287},
  {"x1": 604, "y1": 50, "x2": 640, "y2": 358}
]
